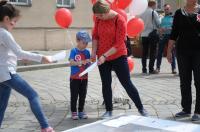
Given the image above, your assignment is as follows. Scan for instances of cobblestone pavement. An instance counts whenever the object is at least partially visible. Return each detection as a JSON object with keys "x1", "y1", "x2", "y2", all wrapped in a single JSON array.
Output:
[{"x1": 0, "y1": 57, "x2": 199, "y2": 132}]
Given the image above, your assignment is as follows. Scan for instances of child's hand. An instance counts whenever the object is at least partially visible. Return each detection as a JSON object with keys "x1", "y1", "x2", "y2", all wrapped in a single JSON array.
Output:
[
  {"x1": 86, "y1": 59, "x2": 91, "y2": 63},
  {"x1": 90, "y1": 58, "x2": 96, "y2": 62},
  {"x1": 90, "y1": 53, "x2": 96, "y2": 62},
  {"x1": 81, "y1": 60, "x2": 87, "y2": 65},
  {"x1": 42, "y1": 56, "x2": 52, "y2": 64}
]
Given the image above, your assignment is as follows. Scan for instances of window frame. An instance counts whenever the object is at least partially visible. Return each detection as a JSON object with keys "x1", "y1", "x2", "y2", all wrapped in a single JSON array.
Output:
[
  {"x1": 56, "y1": 0, "x2": 75, "y2": 8},
  {"x1": 156, "y1": 0, "x2": 165, "y2": 11},
  {"x1": 9, "y1": 0, "x2": 32, "y2": 6}
]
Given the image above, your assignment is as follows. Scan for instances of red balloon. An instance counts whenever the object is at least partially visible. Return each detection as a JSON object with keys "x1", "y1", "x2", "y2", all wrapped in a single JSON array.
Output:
[
  {"x1": 91, "y1": 0, "x2": 96, "y2": 4},
  {"x1": 112, "y1": 0, "x2": 132, "y2": 9},
  {"x1": 127, "y1": 57, "x2": 134, "y2": 72},
  {"x1": 127, "y1": 17, "x2": 144, "y2": 37},
  {"x1": 114, "y1": 8, "x2": 127, "y2": 22},
  {"x1": 55, "y1": 8, "x2": 72, "y2": 28}
]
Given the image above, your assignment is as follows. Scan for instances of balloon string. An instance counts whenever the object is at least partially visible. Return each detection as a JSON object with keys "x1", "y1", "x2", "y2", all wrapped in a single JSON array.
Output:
[{"x1": 66, "y1": 29, "x2": 74, "y2": 49}]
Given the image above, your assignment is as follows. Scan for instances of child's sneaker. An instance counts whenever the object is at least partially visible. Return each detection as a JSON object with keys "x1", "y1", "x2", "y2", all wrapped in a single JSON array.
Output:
[
  {"x1": 71, "y1": 112, "x2": 79, "y2": 120},
  {"x1": 78, "y1": 112, "x2": 88, "y2": 119},
  {"x1": 41, "y1": 127, "x2": 55, "y2": 132}
]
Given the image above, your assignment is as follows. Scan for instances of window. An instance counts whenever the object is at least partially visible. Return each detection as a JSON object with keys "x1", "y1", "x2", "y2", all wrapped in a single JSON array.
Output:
[
  {"x1": 9, "y1": 0, "x2": 32, "y2": 6},
  {"x1": 156, "y1": 0, "x2": 164, "y2": 11},
  {"x1": 57, "y1": 0, "x2": 75, "y2": 8}
]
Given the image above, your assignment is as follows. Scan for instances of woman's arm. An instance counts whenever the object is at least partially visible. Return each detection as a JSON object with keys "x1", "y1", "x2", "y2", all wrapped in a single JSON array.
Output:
[
  {"x1": 2, "y1": 31, "x2": 48, "y2": 63},
  {"x1": 167, "y1": 39, "x2": 175, "y2": 63},
  {"x1": 167, "y1": 10, "x2": 180, "y2": 63},
  {"x1": 91, "y1": 39, "x2": 98, "y2": 61},
  {"x1": 91, "y1": 18, "x2": 99, "y2": 61}
]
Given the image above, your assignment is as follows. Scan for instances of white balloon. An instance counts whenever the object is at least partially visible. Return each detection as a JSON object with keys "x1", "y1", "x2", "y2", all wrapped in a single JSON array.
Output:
[
  {"x1": 127, "y1": 13, "x2": 135, "y2": 21},
  {"x1": 129, "y1": 0, "x2": 148, "y2": 16}
]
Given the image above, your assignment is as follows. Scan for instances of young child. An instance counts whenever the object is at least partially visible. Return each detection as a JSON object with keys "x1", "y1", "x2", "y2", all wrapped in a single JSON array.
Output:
[
  {"x1": 0, "y1": 1, "x2": 54, "y2": 132},
  {"x1": 69, "y1": 30, "x2": 91, "y2": 120}
]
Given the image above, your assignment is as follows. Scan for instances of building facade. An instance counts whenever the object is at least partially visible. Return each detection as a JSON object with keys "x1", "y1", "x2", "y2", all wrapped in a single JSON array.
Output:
[
  {"x1": 11, "y1": 0, "x2": 93, "y2": 50},
  {"x1": 9, "y1": 0, "x2": 185, "y2": 50}
]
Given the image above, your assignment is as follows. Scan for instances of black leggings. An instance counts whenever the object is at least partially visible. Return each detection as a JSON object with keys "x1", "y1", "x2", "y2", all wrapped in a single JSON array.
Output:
[
  {"x1": 98, "y1": 56, "x2": 144, "y2": 111},
  {"x1": 177, "y1": 52, "x2": 200, "y2": 114},
  {"x1": 70, "y1": 79, "x2": 87, "y2": 112}
]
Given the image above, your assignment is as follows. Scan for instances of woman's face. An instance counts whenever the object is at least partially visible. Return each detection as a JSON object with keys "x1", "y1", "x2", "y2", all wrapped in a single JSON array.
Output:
[
  {"x1": 94, "y1": 13, "x2": 109, "y2": 20},
  {"x1": 2, "y1": 16, "x2": 18, "y2": 31}
]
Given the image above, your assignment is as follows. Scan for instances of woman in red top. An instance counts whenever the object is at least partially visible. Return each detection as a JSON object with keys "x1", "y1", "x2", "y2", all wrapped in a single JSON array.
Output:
[{"x1": 92, "y1": 0, "x2": 148, "y2": 118}]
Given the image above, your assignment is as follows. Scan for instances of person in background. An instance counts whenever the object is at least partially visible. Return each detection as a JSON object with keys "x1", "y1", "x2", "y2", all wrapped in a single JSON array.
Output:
[
  {"x1": 167, "y1": 0, "x2": 200, "y2": 121},
  {"x1": 0, "y1": 1, "x2": 54, "y2": 131},
  {"x1": 92, "y1": 0, "x2": 148, "y2": 119},
  {"x1": 69, "y1": 30, "x2": 91, "y2": 120},
  {"x1": 156, "y1": 4, "x2": 177, "y2": 74},
  {"x1": 140, "y1": 0, "x2": 161, "y2": 74}
]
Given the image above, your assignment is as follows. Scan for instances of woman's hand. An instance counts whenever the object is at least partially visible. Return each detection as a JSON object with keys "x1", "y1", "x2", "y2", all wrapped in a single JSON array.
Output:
[
  {"x1": 167, "y1": 50, "x2": 172, "y2": 63},
  {"x1": 167, "y1": 40, "x2": 175, "y2": 64},
  {"x1": 98, "y1": 55, "x2": 106, "y2": 65},
  {"x1": 41, "y1": 56, "x2": 52, "y2": 64}
]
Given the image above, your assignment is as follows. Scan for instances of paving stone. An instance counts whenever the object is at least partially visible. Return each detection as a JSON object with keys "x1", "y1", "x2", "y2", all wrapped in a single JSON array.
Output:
[{"x1": 1, "y1": 55, "x2": 199, "y2": 131}]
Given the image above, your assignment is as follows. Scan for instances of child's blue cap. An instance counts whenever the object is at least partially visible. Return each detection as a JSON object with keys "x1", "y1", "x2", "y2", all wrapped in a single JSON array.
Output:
[{"x1": 76, "y1": 30, "x2": 92, "y2": 44}]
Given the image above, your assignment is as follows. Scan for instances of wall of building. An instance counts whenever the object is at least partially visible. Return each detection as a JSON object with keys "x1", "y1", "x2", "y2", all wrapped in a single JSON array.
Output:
[
  {"x1": 12, "y1": 0, "x2": 94, "y2": 50},
  {"x1": 11, "y1": 0, "x2": 182, "y2": 51}
]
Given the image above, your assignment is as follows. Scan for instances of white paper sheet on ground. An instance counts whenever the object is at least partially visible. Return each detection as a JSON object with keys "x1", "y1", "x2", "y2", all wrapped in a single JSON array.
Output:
[
  {"x1": 102, "y1": 116, "x2": 141, "y2": 128},
  {"x1": 79, "y1": 61, "x2": 97, "y2": 77},
  {"x1": 102, "y1": 115, "x2": 200, "y2": 132},
  {"x1": 50, "y1": 51, "x2": 66, "y2": 62}
]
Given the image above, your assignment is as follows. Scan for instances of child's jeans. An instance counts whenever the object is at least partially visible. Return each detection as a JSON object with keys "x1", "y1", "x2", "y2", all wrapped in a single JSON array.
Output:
[
  {"x1": 70, "y1": 79, "x2": 87, "y2": 112},
  {"x1": 0, "y1": 73, "x2": 49, "y2": 129}
]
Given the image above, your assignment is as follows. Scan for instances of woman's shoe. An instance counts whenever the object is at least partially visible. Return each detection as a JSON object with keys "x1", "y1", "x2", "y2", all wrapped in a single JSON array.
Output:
[
  {"x1": 191, "y1": 114, "x2": 200, "y2": 122},
  {"x1": 175, "y1": 111, "x2": 191, "y2": 117},
  {"x1": 138, "y1": 109, "x2": 148, "y2": 117},
  {"x1": 101, "y1": 111, "x2": 112, "y2": 119}
]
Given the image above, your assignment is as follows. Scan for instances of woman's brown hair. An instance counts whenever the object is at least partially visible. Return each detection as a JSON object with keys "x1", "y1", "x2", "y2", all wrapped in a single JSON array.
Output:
[
  {"x1": 0, "y1": 0, "x2": 20, "y2": 21},
  {"x1": 92, "y1": 0, "x2": 110, "y2": 14}
]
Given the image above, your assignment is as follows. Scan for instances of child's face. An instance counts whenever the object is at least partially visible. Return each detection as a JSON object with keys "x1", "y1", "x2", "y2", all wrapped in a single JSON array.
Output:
[
  {"x1": 76, "y1": 39, "x2": 88, "y2": 50},
  {"x1": 2, "y1": 16, "x2": 18, "y2": 31}
]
